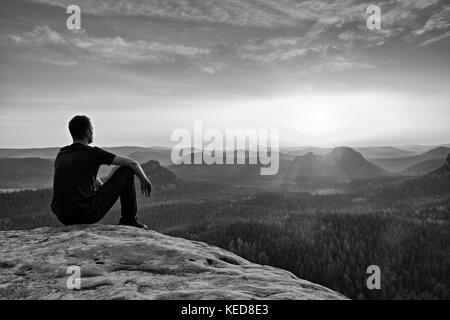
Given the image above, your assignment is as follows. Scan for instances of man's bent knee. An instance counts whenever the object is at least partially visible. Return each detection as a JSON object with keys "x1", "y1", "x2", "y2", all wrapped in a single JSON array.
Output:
[{"x1": 116, "y1": 165, "x2": 134, "y2": 178}]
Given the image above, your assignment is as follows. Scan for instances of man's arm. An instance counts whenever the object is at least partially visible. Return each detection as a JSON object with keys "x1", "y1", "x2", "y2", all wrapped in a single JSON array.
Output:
[
  {"x1": 95, "y1": 177, "x2": 103, "y2": 189},
  {"x1": 111, "y1": 155, "x2": 153, "y2": 196}
]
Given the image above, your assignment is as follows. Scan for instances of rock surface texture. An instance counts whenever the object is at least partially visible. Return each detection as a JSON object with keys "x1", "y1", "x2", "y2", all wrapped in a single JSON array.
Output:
[{"x1": 0, "y1": 225, "x2": 346, "y2": 300}]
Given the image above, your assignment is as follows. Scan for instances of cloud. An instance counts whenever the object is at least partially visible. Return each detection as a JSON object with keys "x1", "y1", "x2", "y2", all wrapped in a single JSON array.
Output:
[
  {"x1": 26, "y1": 0, "x2": 439, "y2": 30},
  {"x1": 28, "y1": 0, "x2": 304, "y2": 27},
  {"x1": 411, "y1": 5, "x2": 450, "y2": 45},
  {"x1": 0, "y1": 26, "x2": 210, "y2": 65},
  {"x1": 3, "y1": 0, "x2": 449, "y2": 74},
  {"x1": 0, "y1": 26, "x2": 66, "y2": 46},
  {"x1": 231, "y1": 37, "x2": 308, "y2": 63},
  {"x1": 0, "y1": 24, "x2": 370, "y2": 74},
  {"x1": 199, "y1": 62, "x2": 227, "y2": 74},
  {"x1": 309, "y1": 58, "x2": 376, "y2": 73},
  {"x1": 419, "y1": 30, "x2": 450, "y2": 46},
  {"x1": 70, "y1": 34, "x2": 210, "y2": 64},
  {"x1": 22, "y1": 0, "x2": 449, "y2": 45}
]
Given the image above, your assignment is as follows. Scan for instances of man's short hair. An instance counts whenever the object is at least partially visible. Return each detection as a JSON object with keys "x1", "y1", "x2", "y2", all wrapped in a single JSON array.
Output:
[{"x1": 68, "y1": 115, "x2": 91, "y2": 140}]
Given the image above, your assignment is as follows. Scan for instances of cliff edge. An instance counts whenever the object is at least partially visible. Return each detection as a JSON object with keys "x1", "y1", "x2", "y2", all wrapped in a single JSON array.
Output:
[{"x1": 0, "y1": 224, "x2": 346, "y2": 300}]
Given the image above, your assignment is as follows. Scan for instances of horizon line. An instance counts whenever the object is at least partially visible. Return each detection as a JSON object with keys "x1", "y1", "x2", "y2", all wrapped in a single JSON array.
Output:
[{"x1": 0, "y1": 142, "x2": 449, "y2": 150}]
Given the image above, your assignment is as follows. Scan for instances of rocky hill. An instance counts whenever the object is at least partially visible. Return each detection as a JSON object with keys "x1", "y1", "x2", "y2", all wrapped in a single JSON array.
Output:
[
  {"x1": 0, "y1": 225, "x2": 346, "y2": 300},
  {"x1": 141, "y1": 160, "x2": 179, "y2": 191},
  {"x1": 400, "y1": 158, "x2": 445, "y2": 176},
  {"x1": 428, "y1": 153, "x2": 450, "y2": 177},
  {"x1": 287, "y1": 147, "x2": 385, "y2": 181}
]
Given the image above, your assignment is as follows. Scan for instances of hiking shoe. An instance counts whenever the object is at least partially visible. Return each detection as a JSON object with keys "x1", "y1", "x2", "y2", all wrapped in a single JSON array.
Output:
[{"x1": 117, "y1": 218, "x2": 148, "y2": 230}]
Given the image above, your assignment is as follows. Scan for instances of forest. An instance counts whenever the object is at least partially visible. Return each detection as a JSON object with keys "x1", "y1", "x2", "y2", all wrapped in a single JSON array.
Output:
[
  {"x1": 169, "y1": 211, "x2": 449, "y2": 299},
  {"x1": 0, "y1": 174, "x2": 449, "y2": 299}
]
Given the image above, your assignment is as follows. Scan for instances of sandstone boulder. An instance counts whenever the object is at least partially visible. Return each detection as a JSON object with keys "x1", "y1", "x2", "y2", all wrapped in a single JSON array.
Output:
[{"x1": 0, "y1": 224, "x2": 346, "y2": 300}]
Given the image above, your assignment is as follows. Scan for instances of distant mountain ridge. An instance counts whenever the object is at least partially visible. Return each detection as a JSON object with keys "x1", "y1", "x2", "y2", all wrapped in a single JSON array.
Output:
[
  {"x1": 371, "y1": 146, "x2": 450, "y2": 173},
  {"x1": 373, "y1": 154, "x2": 450, "y2": 199},
  {"x1": 282, "y1": 146, "x2": 418, "y2": 159},
  {"x1": 1, "y1": 145, "x2": 448, "y2": 189},
  {"x1": 286, "y1": 147, "x2": 386, "y2": 181},
  {"x1": 0, "y1": 157, "x2": 179, "y2": 191},
  {"x1": 2, "y1": 144, "x2": 449, "y2": 161},
  {"x1": 399, "y1": 159, "x2": 445, "y2": 176},
  {"x1": 0, "y1": 146, "x2": 163, "y2": 159},
  {"x1": 170, "y1": 147, "x2": 386, "y2": 185},
  {"x1": 128, "y1": 150, "x2": 172, "y2": 166},
  {"x1": 288, "y1": 152, "x2": 333, "y2": 178},
  {"x1": 428, "y1": 154, "x2": 450, "y2": 177}
]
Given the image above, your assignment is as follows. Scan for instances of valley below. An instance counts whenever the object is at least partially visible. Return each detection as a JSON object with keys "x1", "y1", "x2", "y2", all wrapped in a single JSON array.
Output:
[{"x1": 0, "y1": 144, "x2": 449, "y2": 299}]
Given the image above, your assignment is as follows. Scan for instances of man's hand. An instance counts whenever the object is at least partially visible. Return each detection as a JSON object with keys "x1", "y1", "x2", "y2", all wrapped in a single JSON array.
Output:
[
  {"x1": 140, "y1": 179, "x2": 153, "y2": 197},
  {"x1": 111, "y1": 156, "x2": 153, "y2": 196}
]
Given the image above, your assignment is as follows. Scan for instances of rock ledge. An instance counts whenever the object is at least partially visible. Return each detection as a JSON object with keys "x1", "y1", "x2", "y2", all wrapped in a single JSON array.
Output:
[{"x1": 0, "y1": 224, "x2": 346, "y2": 300}]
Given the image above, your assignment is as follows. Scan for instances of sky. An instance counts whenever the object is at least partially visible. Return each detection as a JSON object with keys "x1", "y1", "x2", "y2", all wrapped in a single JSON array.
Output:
[{"x1": 0, "y1": 0, "x2": 449, "y2": 148}]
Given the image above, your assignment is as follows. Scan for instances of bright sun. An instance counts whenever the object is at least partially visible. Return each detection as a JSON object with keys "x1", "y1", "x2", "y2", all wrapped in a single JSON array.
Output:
[{"x1": 268, "y1": 95, "x2": 354, "y2": 136}]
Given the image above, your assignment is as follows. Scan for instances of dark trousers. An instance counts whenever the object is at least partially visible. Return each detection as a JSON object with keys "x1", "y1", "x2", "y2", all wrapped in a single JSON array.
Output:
[{"x1": 58, "y1": 166, "x2": 137, "y2": 226}]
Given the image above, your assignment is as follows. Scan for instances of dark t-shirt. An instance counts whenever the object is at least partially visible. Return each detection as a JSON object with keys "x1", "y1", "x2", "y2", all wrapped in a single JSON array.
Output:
[{"x1": 51, "y1": 143, "x2": 115, "y2": 216}]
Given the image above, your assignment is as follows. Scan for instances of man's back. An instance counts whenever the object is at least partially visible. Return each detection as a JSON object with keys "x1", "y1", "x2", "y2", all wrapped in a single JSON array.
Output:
[{"x1": 51, "y1": 143, "x2": 115, "y2": 216}]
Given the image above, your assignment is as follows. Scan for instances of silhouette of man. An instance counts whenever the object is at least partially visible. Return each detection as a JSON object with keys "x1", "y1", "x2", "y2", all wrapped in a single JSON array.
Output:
[{"x1": 51, "y1": 115, "x2": 152, "y2": 229}]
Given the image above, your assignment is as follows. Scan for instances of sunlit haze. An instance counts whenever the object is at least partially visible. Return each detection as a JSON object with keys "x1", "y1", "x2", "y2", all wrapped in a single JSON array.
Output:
[{"x1": 0, "y1": 0, "x2": 449, "y2": 148}]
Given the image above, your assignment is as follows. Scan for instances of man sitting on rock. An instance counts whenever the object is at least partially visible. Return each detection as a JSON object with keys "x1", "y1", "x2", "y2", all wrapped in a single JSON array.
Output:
[{"x1": 51, "y1": 115, "x2": 152, "y2": 229}]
